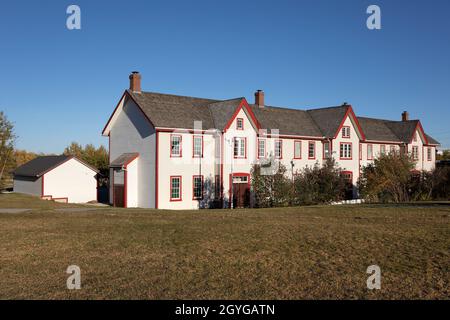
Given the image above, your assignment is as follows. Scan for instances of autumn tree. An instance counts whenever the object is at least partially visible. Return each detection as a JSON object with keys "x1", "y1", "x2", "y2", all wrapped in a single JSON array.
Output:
[{"x1": 0, "y1": 112, "x2": 16, "y2": 188}]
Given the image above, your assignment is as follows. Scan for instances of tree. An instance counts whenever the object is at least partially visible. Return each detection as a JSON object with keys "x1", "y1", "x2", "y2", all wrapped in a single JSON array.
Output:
[
  {"x1": 251, "y1": 162, "x2": 291, "y2": 208},
  {"x1": 0, "y1": 112, "x2": 16, "y2": 188},
  {"x1": 437, "y1": 149, "x2": 450, "y2": 161},
  {"x1": 358, "y1": 153, "x2": 416, "y2": 202},
  {"x1": 64, "y1": 142, "x2": 108, "y2": 171}
]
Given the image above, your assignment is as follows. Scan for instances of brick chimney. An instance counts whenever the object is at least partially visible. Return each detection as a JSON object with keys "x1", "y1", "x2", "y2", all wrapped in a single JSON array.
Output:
[
  {"x1": 255, "y1": 90, "x2": 264, "y2": 108},
  {"x1": 129, "y1": 71, "x2": 141, "y2": 93},
  {"x1": 401, "y1": 111, "x2": 409, "y2": 122}
]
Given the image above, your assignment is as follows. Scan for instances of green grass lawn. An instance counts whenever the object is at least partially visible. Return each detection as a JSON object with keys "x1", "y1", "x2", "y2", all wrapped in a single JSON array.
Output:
[{"x1": 0, "y1": 193, "x2": 448, "y2": 299}]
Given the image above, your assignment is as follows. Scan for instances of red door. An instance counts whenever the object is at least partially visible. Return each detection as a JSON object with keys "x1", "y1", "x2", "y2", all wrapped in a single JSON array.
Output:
[{"x1": 230, "y1": 173, "x2": 250, "y2": 208}]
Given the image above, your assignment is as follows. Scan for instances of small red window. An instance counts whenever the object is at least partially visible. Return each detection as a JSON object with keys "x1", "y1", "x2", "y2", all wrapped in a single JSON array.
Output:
[{"x1": 236, "y1": 118, "x2": 244, "y2": 130}]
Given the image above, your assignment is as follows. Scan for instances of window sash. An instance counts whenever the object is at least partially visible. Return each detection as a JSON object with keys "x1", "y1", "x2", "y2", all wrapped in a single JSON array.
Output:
[
  {"x1": 340, "y1": 143, "x2": 352, "y2": 158},
  {"x1": 171, "y1": 136, "x2": 181, "y2": 156},
  {"x1": 367, "y1": 144, "x2": 373, "y2": 159},
  {"x1": 342, "y1": 126, "x2": 350, "y2": 138},
  {"x1": 170, "y1": 177, "x2": 181, "y2": 200},
  {"x1": 236, "y1": 118, "x2": 243, "y2": 130},
  {"x1": 258, "y1": 139, "x2": 265, "y2": 158},
  {"x1": 308, "y1": 142, "x2": 315, "y2": 158},
  {"x1": 193, "y1": 176, "x2": 203, "y2": 199},
  {"x1": 294, "y1": 141, "x2": 301, "y2": 159},
  {"x1": 427, "y1": 148, "x2": 432, "y2": 161},
  {"x1": 193, "y1": 136, "x2": 202, "y2": 157},
  {"x1": 412, "y1": 146, "x2": 419, "y2": 160},
  {"x1": 323, "y1": 142, "x2": 330, "y2": 159},
  {"x1": 275, "y1": 140, "x2": 282, "y2": 159},
  {"x1": 234, "y1": 138, "x2": 245, "y2": 158}
]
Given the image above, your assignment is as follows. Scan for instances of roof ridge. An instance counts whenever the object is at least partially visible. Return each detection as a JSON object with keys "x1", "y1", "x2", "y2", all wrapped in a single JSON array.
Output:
[{"x1": 138, "y1": 90, "x2": 220, "y2": 102}]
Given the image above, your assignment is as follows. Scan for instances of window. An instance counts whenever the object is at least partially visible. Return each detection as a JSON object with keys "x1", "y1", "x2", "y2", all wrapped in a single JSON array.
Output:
[
  {"x1": 412, "y1": 146, "x2": 419, "y2": 160},
  {"x1": 275, "y1": 140, "x2": 283, "y2": 159},
  {"x1": 294, "y1": 141, "x2": 302, "y2": 159},
  {"x1": 367, "y1": 144, "x2": 373, "y2": 160},
  {"x1": 342, "y1": 126, "x2": 350, "y2": 138},
  {"x1": 380, "y1": 145, "x2": 386, "y2": 155},
  {"x1": 236, "y1": 118, "x2": 244, "y2": 130},
  {"x1": 233, "y1": 137, "x2": 246, "y2": 158},
  {"x1": 257, "y1": 139, "x2": 266, "y2": 158},
  {"x1": 427, "y1": 147, "x2": 432, "y2": 161},
  {"x1": 359, "y1": 143, "x2": 362, "y2": 160},
  {"x1": 170, "y1": 176, "x2": 182, "y2": 201},
  {"x1": 308, "y1": 141, "x2": 316, "y2": 159},
  {"x1": 390, "y1": 145, "x2": 395, "y2": 154},
  {"x1": 192, "y1": 175, "x2": 203, "y2": 200},
  {"x1": 340, "y1": 143, "x2": 352, "y2": 159},
  {"x1": 323, "y1": 141, "x2": 331, "y2": 159},
  {"x1": 214, "y1": 175, "x2": 221, "y2": 199},
  {"x1": 193, "y1": 135, "x2": 203, "y2": 158},
  {"x1": 170, "y1": 135, "x2": 182, "y2": 157}
]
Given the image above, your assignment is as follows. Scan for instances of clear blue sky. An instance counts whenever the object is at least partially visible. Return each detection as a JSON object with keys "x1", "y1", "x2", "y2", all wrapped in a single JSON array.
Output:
[{"x1": 1, "y1": 0, "x2": 449, "y2": 153}]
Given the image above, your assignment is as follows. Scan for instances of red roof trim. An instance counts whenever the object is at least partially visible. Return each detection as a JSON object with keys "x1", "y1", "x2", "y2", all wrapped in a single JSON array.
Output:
[
  {"x1": 223, "y1": 98, "x2": 261, "y2": 132},
  {"x1": 411, "y1": 121, "x2": 429, "y2": 145},
  {"x1": 333, "y1": 106, "x2": 366, "y2": 141},
  {"x1": 102, "y1": 90, "x2": 155, "y2": 136}
]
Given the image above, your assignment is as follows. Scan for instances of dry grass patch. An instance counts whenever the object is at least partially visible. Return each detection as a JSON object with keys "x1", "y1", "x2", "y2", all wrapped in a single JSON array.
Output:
[{"x1": 0, "y1": 194, "x2": 448, "y2": 299}]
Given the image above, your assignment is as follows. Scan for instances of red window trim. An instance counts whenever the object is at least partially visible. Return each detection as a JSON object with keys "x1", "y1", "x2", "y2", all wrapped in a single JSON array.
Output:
[
  {"x1": 169, "y1": 176, "x2": 182, "y2": 202},
  {"x1": 275, "y1": 140, "x2": 283, "y2": 159},
  {"x1": 170, "y1": 134, "x2": 182, "y2": 158},
  {"x1": 342, "y1": 126, "x2": 351, "y2": 138},
  {"x1": 257, "y1": 138, "x2": 266, "y2": 159},
  {"x1": 427, "y1": 147, "x2": 432, "y2": 161},
  {"x1": 412, "y1": 146, "x2": 419, "y2": 160},
  {"x1": 192, "y1": 175, "x2": 204, "y2": 200},
  {"x1": 339, "y1": 142, "x2": 353, "y2": 160},
  {"x1": 233, "y1": 137, "x2": 247, "y2": 159},
  {"x1": 322, "y1": 141, "x2": 331, "y2": 160},
  {"x1": 359, "y1": 143, "x2": 362, "y2": 160},
  {"x1": 294, "y1": 140, "x2": 302, "y2": 159},
  {"x1": 380, "y1": 144, "x2": 386, "y2": 155},
  {"x1": 308, "y1": 141, "x2": 316, "y2": 159},
  {"x1": 192, "y1": 135, "x2": 203, "y2": 158},
  {"x1": 367, "y1": 143, "x2": 373, "y2": 160},
  {"x1": 341, "y1": 170, "x2": 353, "y2": 182},
  {"x1": 236, "y1": 118, "x2": 244, "y2": 130}
]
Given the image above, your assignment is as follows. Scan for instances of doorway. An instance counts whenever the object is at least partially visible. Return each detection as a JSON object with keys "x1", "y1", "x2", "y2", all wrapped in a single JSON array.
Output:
[{"x1": 229, "y1": 173, "x2": 250, "y2": 208}]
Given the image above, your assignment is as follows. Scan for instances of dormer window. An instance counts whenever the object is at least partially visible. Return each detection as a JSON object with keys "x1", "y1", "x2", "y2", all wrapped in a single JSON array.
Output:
[
  {"x1": 236, "y1": 118, "x2": 244, "y2": 130},
  {"x1": 342, "y1": 126, "x2": 350, "y2": 138}
]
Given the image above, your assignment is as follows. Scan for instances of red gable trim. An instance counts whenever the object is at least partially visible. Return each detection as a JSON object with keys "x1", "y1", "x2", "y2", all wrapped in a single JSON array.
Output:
[
  {"x1": 333, "y1": 106, "x2": 366, "y2": 141},
  {"x1": 223, "y1": 98, "x2": 261, "y2": 132},
  {"x1": 102, "y1": 90, "x2": 155, "y2": 136},
  {"x1": 410, "y1": 121, "x2": 429, "y2": 145}
]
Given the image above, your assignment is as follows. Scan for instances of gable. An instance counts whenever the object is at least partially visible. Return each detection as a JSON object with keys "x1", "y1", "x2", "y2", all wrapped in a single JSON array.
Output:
[
  {"x1": 333, "y1": 106, "x2": 366, "y2": 140},
  {"x1": 222, "y1": 99, "x2": 260, "y2": 132}
]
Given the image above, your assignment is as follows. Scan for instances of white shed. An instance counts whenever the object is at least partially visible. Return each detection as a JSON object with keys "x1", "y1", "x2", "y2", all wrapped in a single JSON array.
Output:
[{"x1": 13, "y1": 155, "x2": 99, "y2": 203}]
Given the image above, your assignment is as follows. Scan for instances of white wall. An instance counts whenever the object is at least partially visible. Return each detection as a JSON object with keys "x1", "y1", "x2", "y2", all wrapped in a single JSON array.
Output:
[
  {"x1": 109, "y1": 97, "x2": 156, "y2": 208},
  {"x1": 43, "y1": 158, "x2": 97, "y2": 203},
  {"x1": 157, "y1": 130, "x2": 217, "y2": 210},
  {"x1": 13, "y1": 176, "x2": 42, "y2": 196},
  {"x1": 126, "y1": 157, "x2": 139, "y2": 207}
]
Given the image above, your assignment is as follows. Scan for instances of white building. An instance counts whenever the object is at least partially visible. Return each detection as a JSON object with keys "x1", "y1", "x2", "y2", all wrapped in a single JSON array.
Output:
[
  {"x1": 102, "y1": 72, "x2": 440, "y2": 209},
  {"x1": 13, "y1": 155, "x2": 99, "y2": 203}
]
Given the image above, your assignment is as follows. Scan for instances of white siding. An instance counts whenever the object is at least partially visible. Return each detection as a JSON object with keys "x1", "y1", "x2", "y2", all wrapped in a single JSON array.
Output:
[
  {"x1": 126, "y1": 157, "x2": 139, "y2": 207},
  {"x1": 109, "y1": 97, "x2": 156, "y2": 208},
  {"x1": 43, "y1": 158, "x2": 97, "y2": 203}
]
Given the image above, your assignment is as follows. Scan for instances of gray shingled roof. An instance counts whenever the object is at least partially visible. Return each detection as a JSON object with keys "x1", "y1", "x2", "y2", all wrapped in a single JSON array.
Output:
[
  {"x1": 128, "y1": 90, "x2": 218, "y2": 130},
  {"x1": 306, "y1": 106, "x2": 349, "y2": 138},
  {"x1": 13, "y1": 155, "x2": 70, "y2": 177},
  {"x1": 425, "y1": 134, "x2": 440, "y2": 145},
  {"x1": 357, "y1": 117, "x2": 402, "y2": 142},
  {"x1": 251, "y1": 105, "x2": 324, "y2": 137},
  {"x1": 124, "y1": 90, "x2": 439, "y2": 145},
  {"x1": 110, "y1": 153, "x2": 139, "y2": 167},
  {"x1": 14, "y1": 155, "x2": 99, "y2": 178}
]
